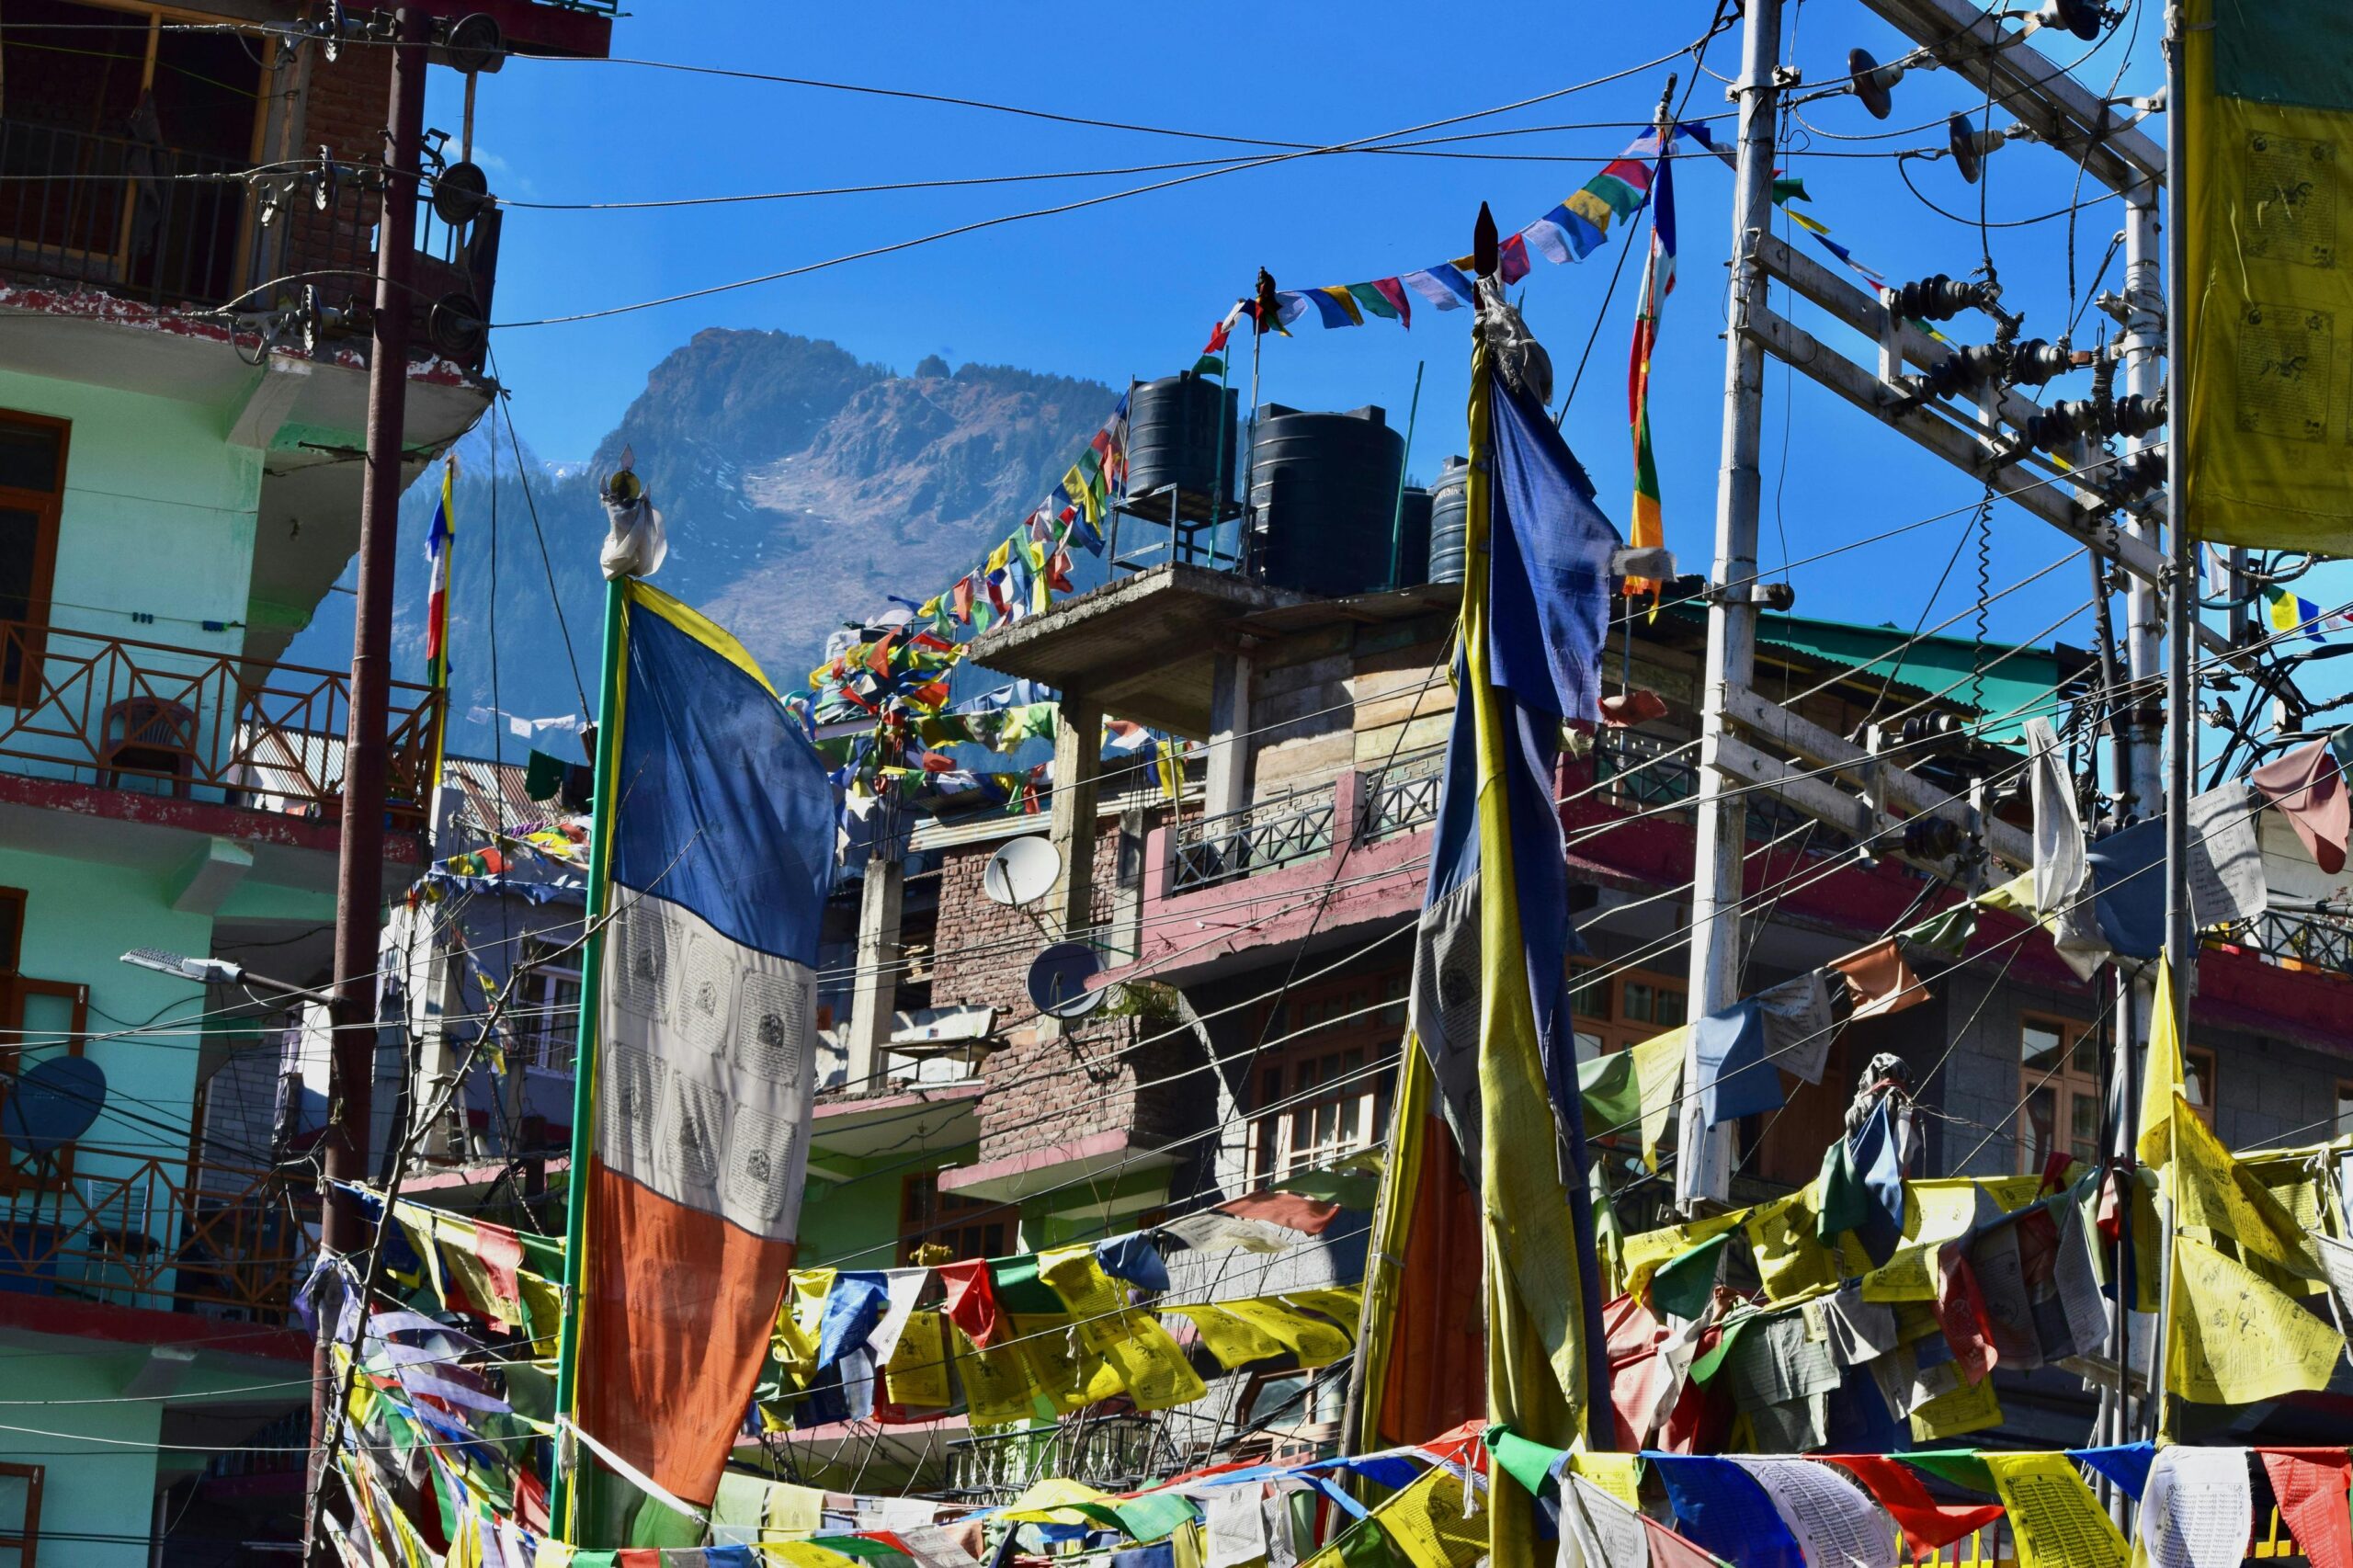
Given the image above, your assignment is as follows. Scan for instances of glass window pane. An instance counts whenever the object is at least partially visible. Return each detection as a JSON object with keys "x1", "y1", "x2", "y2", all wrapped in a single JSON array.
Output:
[
  {"x1": 2068, "y1": 1090, "x2": 2100, "y2": 1166},
  {"x1": 2023, "y1": 1085, "x2": 2057, "y2": 1173},
  {"x1": 0, "y1": 506, "x2": 41, "y2": 626},
  {"x1": 2070, "y1": 1028, "x2": 2102, "y2": 1079},
  {"x1": 2022, "y1": 1024, "x2": 2063, "y2": 1072},
  {"x1": 1570, "y1": 972, "x2": 1609, "y2": 1020},
  {"x1": 1625, "y1": 983, "x2": 1656, "y2": 1025},
  {"x1": 0, "y1": 422, "x2": 61, "y2": 494},
  {"x1": 1575, "y1": 1029, "x2": 1606, "y2": 1062},
  {"x1": 1654, "y1": 988, "x2": 1688, "y2": 1028}
]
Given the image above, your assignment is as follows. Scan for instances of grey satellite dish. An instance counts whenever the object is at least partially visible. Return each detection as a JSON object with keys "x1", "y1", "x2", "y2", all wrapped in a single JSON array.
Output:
[
  {"x1": 1027, "y1": 943, "x2": 1106, "y2": 1019},
  {"x1": 4, "y1": 1056, "x2": 105, "y2": 1157},
  {"x1": 983, "y1": 836, "x2": 1061, "y2": 908}
]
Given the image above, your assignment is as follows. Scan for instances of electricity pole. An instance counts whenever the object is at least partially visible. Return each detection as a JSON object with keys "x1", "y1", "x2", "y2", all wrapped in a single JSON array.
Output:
[
  {"x1": 310, "y1": 4, "x2": 429, "y2": 1548},
  {"x1": 1679, "y1": 0, "x2": 1782, "y2": 1212}
]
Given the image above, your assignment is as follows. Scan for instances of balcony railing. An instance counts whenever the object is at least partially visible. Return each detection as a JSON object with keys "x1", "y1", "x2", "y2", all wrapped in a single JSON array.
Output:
[
  {"x1": 0, "y1": 1144, "x2": 301, "y2": 1319},
  {"x1": 1171, "y1": 787, "x2": 1336, "y2": 892},
  {"x1": 1358, "y1": 746, "x2": 1444, "y2": 842},
  {"x1": 946, "y1": 1413, "x2": 1172, "y2": 1502},
  {"x1": 2218, "y1": 908, "x2": 2353, "y2": 976},
  {"x1": 0, "y1": 620, "x2": 440, "y2": 824},
  {"x1": 0, "y1": 115, "x2": 497, "y2": 345}
]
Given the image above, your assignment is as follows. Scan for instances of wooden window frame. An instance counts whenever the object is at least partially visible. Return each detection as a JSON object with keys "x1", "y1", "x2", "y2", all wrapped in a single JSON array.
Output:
[
  {"x1": 2019, "y1": 1014, "x2": 2104, "y2": 1175},
  {"x1": 1568, "y1": 961, "x2": 1689, "y2": 1058},
  {"x1": 1247, "y1": 968, "x2": 1407, "y2": 1187},
  {"x1": 2337, "y1": 1079, "x2": 2353, "y2": 1141},
  {"x1": 897, "y1": 1170, "x2": 1013, "y2": 1265},
  {"x1": 511, "y1": 938, "x2": 583, "y2": 1074},
  {"x1": 0, "y1": 411, "x2": 68, "y2": 709},
  {"x1": 0, "y1": 1459, "x2": 42, "y2": 1566}
]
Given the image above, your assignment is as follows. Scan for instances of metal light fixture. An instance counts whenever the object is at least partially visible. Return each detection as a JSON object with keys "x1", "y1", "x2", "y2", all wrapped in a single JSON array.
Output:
[{"x1": 119, "y1": 949, "x2": 333, "y2": 1003}]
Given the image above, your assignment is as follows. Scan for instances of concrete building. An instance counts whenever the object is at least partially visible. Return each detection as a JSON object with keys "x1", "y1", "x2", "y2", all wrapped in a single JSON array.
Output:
[
  {"x1": 0, "y1": 2, "x2": 608, "y2": 1559},
  {"x1": 784, "y1": 550, "x2": 2353, "y2": 1485}
]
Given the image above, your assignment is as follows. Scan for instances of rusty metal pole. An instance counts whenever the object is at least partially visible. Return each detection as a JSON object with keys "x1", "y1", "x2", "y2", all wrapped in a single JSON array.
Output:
[{"x1": 308, "y1": 4, "x2": 428, "y2": 1546}]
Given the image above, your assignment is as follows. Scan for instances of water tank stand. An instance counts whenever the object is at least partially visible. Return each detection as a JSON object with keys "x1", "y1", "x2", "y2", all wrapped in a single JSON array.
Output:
[{"x1": 1107, "y1": 487, "x2": 1244, "y2": 578}]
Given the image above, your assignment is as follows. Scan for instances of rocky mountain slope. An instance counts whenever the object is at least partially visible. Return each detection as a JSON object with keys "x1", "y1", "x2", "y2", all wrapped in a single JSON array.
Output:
[{"x1": 288, "y1": 331, "x2": 1115, "y2": 756}]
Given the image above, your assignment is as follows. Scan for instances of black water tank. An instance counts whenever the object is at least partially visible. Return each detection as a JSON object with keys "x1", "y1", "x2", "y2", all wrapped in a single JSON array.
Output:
[
  {"x1": 1126, "y1": 371, "x2": 1237, "y2": 505},
  {"x1": 1250, "y1": 403, "x2": 1404, "y2": 597},
  {"x1": 1426, "y1": 456, "x2": 1470, "y2": 585},
  {"x1": 1392, "y1": 486, "x2": 1433, "y2": 588}
]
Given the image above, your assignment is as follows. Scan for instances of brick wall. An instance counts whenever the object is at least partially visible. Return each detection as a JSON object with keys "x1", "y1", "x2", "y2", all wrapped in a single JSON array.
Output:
[
  {"x1": 930, "y1": 822, "x2": 1201, "y2": 1169},
  {"x1": 277, "y1": 32, "x2": 392, "y2": 305}
]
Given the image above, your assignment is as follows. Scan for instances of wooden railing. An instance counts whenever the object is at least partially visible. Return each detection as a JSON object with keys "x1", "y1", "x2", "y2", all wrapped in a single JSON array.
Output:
[
  {"x1": 0, "y1": 1143, "x2": 302, "y2": 1319},
  {"x1": 0, "y1": 620, "x2": 438, "y2": 824}
]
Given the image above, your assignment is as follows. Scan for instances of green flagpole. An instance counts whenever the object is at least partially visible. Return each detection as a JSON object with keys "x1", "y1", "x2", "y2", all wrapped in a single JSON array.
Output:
[{"x1": 551, "y1": 573, "x2": 627, "y2": 1537}]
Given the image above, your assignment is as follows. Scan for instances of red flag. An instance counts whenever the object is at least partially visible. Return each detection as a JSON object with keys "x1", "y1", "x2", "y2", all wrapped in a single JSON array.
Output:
[
  {"x1": 937, "y1": 1260, "x2": 1001, "y2": 1347},
  {"x1": 1936, "y1": 1247, "x2": 2000, "y2": 1385},
  {"x1": 2261, "y1": 1450, "x2": 2353, "y2": 1568},
  {"x1": 1816, "y1": 1455, "x2": 2004, "y2": 1558}
]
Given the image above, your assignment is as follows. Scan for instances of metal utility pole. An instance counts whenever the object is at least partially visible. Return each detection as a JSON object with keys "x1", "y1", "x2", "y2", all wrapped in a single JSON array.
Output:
[
  {"x1": 1678, "y1": 0, "x2": 1781, "y2": 1212},
  {"x1": 2152, "y1": 0, "x2": 2192, "y2": 1443},
  {"x1": 310, "y1": 1, "x2": 428, "y2": 1531}
]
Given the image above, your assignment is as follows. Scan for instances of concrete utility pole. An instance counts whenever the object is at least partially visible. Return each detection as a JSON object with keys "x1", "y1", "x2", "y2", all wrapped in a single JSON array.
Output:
[
  {"x1": 311, "y1": 2, "x2": 428, "y2": 1540},
  {"x1": 1678, "y1": 0, "x2": 1782, "y2": 1212},
  {"x1": 844, "y1": 843, "x2": 904, "y2": 1090}
]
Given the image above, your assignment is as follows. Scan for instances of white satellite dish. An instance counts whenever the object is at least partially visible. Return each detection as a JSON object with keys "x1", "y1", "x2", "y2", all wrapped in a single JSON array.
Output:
[{"x1": 983, "y1": 836, "x2": 1061, "y2": 908}]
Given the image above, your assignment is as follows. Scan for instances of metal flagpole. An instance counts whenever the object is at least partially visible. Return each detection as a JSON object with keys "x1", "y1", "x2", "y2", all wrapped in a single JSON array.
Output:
[{"x1": 551, "y1": 574, "x2": 627, "y2": 1534}]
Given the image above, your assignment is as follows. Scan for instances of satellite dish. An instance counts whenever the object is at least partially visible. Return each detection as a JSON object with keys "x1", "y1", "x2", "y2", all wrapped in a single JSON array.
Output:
[
  {"x1": 4, "y1": 1057, "x2": 106, "y2": 1157},
  {"x1": 984, "y1": 836, "x2": 1061, "y2": 908},
  {"x1": 1027, "y1": 943, "x2": 1106, "y2": 1019}
]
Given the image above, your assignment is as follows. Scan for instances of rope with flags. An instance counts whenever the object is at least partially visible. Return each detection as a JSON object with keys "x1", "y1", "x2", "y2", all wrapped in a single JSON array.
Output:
[{"x1": 1626, "y1": 141, "x2": 1677, "y2": 608}]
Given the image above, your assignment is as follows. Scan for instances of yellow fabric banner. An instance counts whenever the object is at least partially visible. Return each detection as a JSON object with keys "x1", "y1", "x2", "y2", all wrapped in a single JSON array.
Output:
[
  {"x1": 2168, "y1": 1089, "x2": 2302, "y2": 1272},
  {"x1": 1623, "y1": 1210, "x2": 1749, "y2": 1302},
  {"x1": 2170, "y1": 1233, "x2": 2346, "y2": 1404},
  {"x1": 774, "y1": 1268, "x2": 835, "y2": 1375},
  {"x1": 2180, "y1": 0, "x2": 2353, "y2": 552},
  {"x1": 2138, "y1": 958, "x2": 2182, "y2": 1169},
  {"x1": 884, "y1": 1311, "x2": 952, "y2": 1410},
  {"x1": 1037, "y1": 1250, "x2": 1208, "y2": 1411},
  {"x1": 1171, "y1": 1303, "x2": 1290, "y2": 1369},
  {"x1": 1633, "y1": 1025, "x2": 1688, "y2": 1166},
  {"x1": 1983, "y1": 1452, "x2": 2129, "y2": 1568},
  {"x1": 1215, "y1": 1298, "x2": 1351, "y2": 1369},
  {"x1": 1745, "y1": 1191, "x2": 1840, "y2": 1301},
  {"x1": 1373, "y1": 1464, "x2": 1487, "y2": 1568},
  {"x1": 1571, "y1": 1452, "x2": 1644, "y2": 1512},
  {"x1": 953, "y1": 1324, "x2": 1049, "y2": 1426}
]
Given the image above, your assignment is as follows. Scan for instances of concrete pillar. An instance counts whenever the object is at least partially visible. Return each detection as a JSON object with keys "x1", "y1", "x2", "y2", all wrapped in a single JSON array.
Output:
[
  {"x1": 1051, "y1": 691, "x2": 1104, "y2": 945},
  {"x1": 1204, "y1": 649, "x2": 1253, "y2": 821},
  {"x1": 844, "y1": 851, "x2": 904, "y2": 1092}
]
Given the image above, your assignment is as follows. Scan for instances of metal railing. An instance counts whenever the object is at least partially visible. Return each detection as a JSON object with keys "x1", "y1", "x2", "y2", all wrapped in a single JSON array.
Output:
[
  {"x1": 1358, "y1": 746, "x2": 1445, "y2": 841},
  {"x1": 0, "y1": 620, "x2": 440, "y2": 823},
  {"x1": 946, "y1": 1413, "x2": 1172, "y2": 1502},
  {"x1": 0, "y1": 115, "x2": 500, "y2": 340},
  {"x1": 2221, "y1": 907, "x2": 2353, "y2": 975},
  {"x1": 0, "y1": 1143, "x2": 301, "y2": 1318},
  {"x1": 0, "y1": 118, "x2": 250, "y2": 307},
  {"x1": 1171, "y1": 787, "x2": 1336, "y2": 892}
]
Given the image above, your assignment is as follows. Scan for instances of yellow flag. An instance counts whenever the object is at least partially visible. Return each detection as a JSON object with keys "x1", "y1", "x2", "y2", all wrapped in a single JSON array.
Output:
[
  {"x1": 1984, "y1": 1452, "x2": 2129, "y2": 1568},
  {"x1": 999, "y1": 1476, "x2": 1125, "y2": 1526},
  {"x1": 1372, "y1": 1464, "x2": 1487, "y2": 1568},
  {"x1": 883, "y1": 1311, "x2": 952, "y2": 1409},
  {"x1": 1215, "y1": 1297, "x2": 1351, "y2": 1369},
  {"x1": 1037, "y1": 1248, "x2": 1208, "y2": 1410},
  {"x1": 531, "y1": 1539, "x2": 575, "y2": 1568},
  {"x1": 773, "y1": 1268, "x2": 834, "y2": 1375},
  {"x1": 1571, "y1": 1453, "x2": 1644, "y2": 1512},
  {"x1": 2138, "y1": 957, "x2": 2183, "y2": 1167},
  {"x1": 1622, "y1": 1210, "x2": 1748, "y2": 1302},
  {"x1": 953, "y1": 1324, "x2": 1048, "y2": 1426},
  {"x1": 1170, "y1": 1303, "x2": 1288, "y2": 1369},
  {"x1": 1745, "y1": 1190, "x2": 1839, "y2": 1301},
  {"x1": 2170, "y1": 1089, "x2": 2303, "y2": 1272},
  {"x1": 1632, "y1": 1025, "x2": 1688, "y2": 1165},
  {"x1": 2170, "y1": 1233, "x2": 2347, "y2": 1404}
]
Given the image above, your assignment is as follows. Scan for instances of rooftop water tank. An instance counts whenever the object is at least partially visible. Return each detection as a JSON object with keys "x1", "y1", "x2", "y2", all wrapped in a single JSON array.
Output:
[
  {"x1": 1392, "y1": 486, "x2": 1433, "y2": 589},
  {"x1": 1126, "y1": 371, "x2": 1236, "y2": 515},
  {"x1": 1250, "y1": 404, "x2": 1404, "y2": 597},
  {"x1": 1426, "y1": 457, "x2": 1470, "y2": 585}
]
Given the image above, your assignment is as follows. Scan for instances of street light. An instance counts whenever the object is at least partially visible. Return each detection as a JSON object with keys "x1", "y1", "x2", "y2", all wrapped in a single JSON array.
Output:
[{"x1": 119, "y1": 948, "x2": 335, "y2": 1005}]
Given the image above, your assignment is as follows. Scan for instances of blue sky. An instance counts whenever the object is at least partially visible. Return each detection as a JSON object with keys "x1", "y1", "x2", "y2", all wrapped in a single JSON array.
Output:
[{"x1": 431, "y1": 0, "x2": 2347, "y2": 686}]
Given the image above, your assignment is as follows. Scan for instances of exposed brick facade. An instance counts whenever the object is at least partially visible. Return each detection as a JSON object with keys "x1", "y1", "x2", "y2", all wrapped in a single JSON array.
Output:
[{"x1": 928, "y1": 819, "x2": 1199, "y2": 1172}]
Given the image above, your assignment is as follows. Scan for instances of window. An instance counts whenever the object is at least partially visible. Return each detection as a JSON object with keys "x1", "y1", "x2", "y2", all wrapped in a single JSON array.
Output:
[
  {"x1": 1250, "y1": 970, "x2": 1407, "y2": 1184},
  {"x1": 0, "y1": 415, "x2": 66, "y2": 705},
  {"x1": 1568, "y1": 961, "x2": 1688, "y2": 1061},
  {"x1": 510, "y1": 938, "x2": 582, "y2": 1074},
  {"x1": 899, "y1": 1172, "x2": 1013, "y2": 1264},
  {"x1": 2183, "y1": 1047, "x2": 2218, "y2": 1129},
  {"x1": 2337, "y1": 1080, "x2": 2353, "y2": 1140},
  {"x1": 0, "y1": 1460, "x2": 40, "y2": 1566},
  {"x1": 2020, "y1": 1017, "x2": 2103, "y2": 1173}
]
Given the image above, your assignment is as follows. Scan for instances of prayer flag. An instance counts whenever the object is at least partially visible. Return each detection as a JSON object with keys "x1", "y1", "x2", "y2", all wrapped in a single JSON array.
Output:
[
  {"x1": 2179, "y1": 1, "x2": 2353, "y2": 551},
  {"x1": 2265, "y1": 585, "x2": 2328, "y2": 643},
  {"x1": 1981, "y1": 1453, "x2": 2126, "y2": 1568},
  {"x1": 1624, "y1": 150, "x2": 1676, "y2": 603},
  {"x1": 2170, "y1": 1233, "x2": 2346, "y2": 1404},
  {"x1": 573, "y1": 581, "x2": 835, "y2": 1505},
  {"x1": 424, "y1": 458, "x2": 456, "y2": 788},
  {"x1": 2259, "y1": 1450, "x2": 2353, "y2": 1568}
]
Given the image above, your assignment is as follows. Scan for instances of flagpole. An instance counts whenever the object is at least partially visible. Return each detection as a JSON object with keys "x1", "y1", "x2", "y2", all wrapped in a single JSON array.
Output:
[
  {"x1": 426, "y1": 457, "x2": 456, "y2": 796},
  {"x1": 551, "y1": 573, "x2": 627, "y2": 1534}
]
